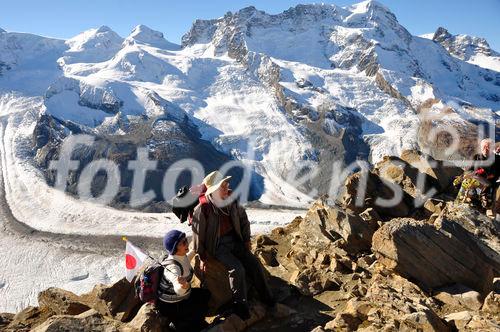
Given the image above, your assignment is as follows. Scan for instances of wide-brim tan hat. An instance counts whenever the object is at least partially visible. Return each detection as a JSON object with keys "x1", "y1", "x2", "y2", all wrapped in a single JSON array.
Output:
[{"x1": 203, "y1": 171, "x2": 232, "y2": 196}]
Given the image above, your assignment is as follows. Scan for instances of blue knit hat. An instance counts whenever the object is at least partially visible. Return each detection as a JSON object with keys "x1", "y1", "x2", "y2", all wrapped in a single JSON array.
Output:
[{"x1": 163, "y1": 230, "x2": 186, "y2": 255}]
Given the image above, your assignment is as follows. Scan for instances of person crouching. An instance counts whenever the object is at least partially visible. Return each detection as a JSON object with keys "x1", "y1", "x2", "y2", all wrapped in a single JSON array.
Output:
[{"x1": 157, "y1": 230, "x2": 211, "y2": 331}]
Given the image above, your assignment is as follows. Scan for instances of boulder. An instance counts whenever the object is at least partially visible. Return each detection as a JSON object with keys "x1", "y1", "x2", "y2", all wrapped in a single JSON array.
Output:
[
  {"x1": 0, "y1": 313, "x2": 14, "y2": 329},
  {"x1": 372, "y1": 216, "x2": 500, "y2": 295},
  {"x1": 443, "y1": 311, "x2": 473, "y2": 330},
  {"x1": 324, "y1": 312, "x2": 361, "y2": 331},
  {"x1": 481, "y1": 291, "x2": 500, "y2": 314},
  {"x1": 5, "y1": 306, "x2": 55, "y2": 331},
  {"x1": 364, "y1": 274, "x2": 449, "y2": 331},
  {"x1": 356, "y1": 254, "x2": 376, "y2": 271},
  {"x1": 206, "y1": 303, "x2": 266, "y2": 332},
  {"x1": 341, "y1": 170, "x2": 412, "y2": 218},
  {"x1": 299, "y1": 201, "x2": 378, "y2": 254},
  {"x1": 399, "y1": 149, "x2": 462, "y2": 193},
  {"x1": 255, "y1": 235, "x2": 278, "y2": 247},
  {"x1": 325, "y1": 273, "x2": 448, "y2": 331},
  {"x1": 126, "y1": 303, "x2": 167, "y2": 332},
  {"x1": 38, "y1": 287, "x2": 91, "y2": 315},
  {"x1": 434, "y1": 284, "x2": 483, "y2": 311},
  {"x1": 30, "y1": 309, "x2": 125, "y2": 332},
  {"x1": 374, "y1": 155, "x2": 441, "y2": 201},
  {"x1": 81, "y1": 277, "x2": 140, "y2": 322},
  {"x1": 436, "y1": 204, "x2": 500, "y2": 268},
  {"x1": 464, "y1": 314, "x2": 500, "y2": 331},
  {"x1": 290, "y1": 267, "x2": 341, "y2": 296},
  {"x1": 324, "y1": 298, "x2": 369, "y2": 331},
  {"x1": 193, "y1": 255, "x2": 232, "y2": 313},
  {"x1": 256, "y1": 247, "x2": 279, "y2": 267}
]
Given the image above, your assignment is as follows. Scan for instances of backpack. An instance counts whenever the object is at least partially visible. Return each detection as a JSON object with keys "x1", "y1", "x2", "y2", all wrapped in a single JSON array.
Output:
[
  {"x1": 134, "y1": 259, "x2": 184, "y2": 304},
  {"x1": 172, "y1": 185, "x2": 209, "y2": 225}
]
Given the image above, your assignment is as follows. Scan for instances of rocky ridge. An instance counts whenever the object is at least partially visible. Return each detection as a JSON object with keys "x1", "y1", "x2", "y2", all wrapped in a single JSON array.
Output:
[{"x1": 2, "y1": 149, "x2": 498, "y2": 331}]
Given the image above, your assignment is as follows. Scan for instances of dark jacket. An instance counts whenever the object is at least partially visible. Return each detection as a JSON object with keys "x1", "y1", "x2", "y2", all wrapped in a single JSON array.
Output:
[
  {"x1": 191, "y1": 200, "x2": 251, "y2": 259},
  {"x1": 468, "y1": 153, "x2": 500, "y2": 184}
]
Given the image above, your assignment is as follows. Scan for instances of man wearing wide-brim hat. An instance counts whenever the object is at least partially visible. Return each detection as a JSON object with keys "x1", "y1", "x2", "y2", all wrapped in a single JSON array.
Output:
[{"x1": 191, "y1": 171, "x2": 275, "y2": 320}]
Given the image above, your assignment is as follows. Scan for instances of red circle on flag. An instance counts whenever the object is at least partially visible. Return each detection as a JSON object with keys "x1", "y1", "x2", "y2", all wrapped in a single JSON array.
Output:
[{"x1": 125, "y1": 254, "x2": 137, "y2": 269}]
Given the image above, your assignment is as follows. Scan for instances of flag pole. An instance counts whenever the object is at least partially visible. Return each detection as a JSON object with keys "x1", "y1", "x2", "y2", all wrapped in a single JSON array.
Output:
[
  {"x1": 122, "y1": 236, "x2": 176, "y2": 273},
  {"x1": 123, "y1": 236, "x2": 159, "y2": 262}
]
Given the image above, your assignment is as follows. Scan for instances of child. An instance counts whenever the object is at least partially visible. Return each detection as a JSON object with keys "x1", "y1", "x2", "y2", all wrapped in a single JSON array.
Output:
[{"x1": 157, "y1": 230, "x2": 211, "y2": 331}]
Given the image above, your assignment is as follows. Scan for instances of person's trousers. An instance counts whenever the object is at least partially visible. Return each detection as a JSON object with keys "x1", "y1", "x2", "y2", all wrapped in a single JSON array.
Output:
[
  {"x1": 157, "y1": 288, "x2": 210, "y2": 332},
  {"x1": 214, "y1": 232, "x2": 274, "y2": 305}
]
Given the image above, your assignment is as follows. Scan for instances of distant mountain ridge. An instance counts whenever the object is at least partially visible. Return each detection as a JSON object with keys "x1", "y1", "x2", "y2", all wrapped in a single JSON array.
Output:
[{"x1": 0, "y1": 0, "x2": 498, "y2": 207}]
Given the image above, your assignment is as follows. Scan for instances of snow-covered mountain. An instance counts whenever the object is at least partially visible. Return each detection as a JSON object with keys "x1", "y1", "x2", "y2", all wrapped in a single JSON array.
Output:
[
  {"x1": 0, "y1": 0, "x2": 498, "y2": 208},
  {"x1": 427, "y1": 27, "x2": 500, "y2": 72}
]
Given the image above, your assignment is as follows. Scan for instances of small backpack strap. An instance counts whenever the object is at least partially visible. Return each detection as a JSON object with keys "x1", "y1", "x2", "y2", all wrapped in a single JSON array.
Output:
[{"x1": 163, "y1": 259, "x2": 184, "y2": 275}]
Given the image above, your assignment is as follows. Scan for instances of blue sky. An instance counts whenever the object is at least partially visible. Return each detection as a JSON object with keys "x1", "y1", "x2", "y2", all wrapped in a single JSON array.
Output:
[{"x1": 2, "y1": 0, "x2": 499, "y2": 51}]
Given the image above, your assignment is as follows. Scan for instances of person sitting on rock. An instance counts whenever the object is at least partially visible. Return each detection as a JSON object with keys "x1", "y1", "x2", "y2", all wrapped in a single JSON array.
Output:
[
  {"x1": 191, "y1": 171, "x2": 275, "y2": 320},
  {"x1": 157, "y1": 230, "x2": 211, "y2": 331},
  {"x1": 455, "y1": 138, "x2": 499, "y2": 214}
]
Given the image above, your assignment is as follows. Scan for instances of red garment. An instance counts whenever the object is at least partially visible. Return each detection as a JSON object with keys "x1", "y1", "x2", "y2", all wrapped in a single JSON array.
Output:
[
  {"x1": 218, "y1": 213, "x2": 233, "y2": 236},
  {"x1": 187, "y1": 184, "x2": 208, "y2": 225}
]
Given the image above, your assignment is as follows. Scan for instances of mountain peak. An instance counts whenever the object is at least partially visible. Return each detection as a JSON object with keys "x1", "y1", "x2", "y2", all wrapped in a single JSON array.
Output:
[
  {"x1": 432, "y1": 26, "x2": 496, "y2": 61},
  {"x1": 349, "y1": 0, "x2": 392, "y2": 14},
  {"x1": 67, "y1": 26, "x2": 122, "y2": 49},
  {"x1": 62, "y1": 26, "x2": 124, "y2": 64},
  {"x1": 95, "y1": 25, "x2": 113, "y2": 34},
  {"x1": 236, "y1": 5, "x2": 258, "y2": 15},
  {"x1": 0, "y1": 27, "x2": 5, "y2": 33},
  {"x1": 125, "y1": 24, "x2": 179, "y2": 49},
  {"x1": 433, "y1": 27, "x2": 451, "y2": 43}
]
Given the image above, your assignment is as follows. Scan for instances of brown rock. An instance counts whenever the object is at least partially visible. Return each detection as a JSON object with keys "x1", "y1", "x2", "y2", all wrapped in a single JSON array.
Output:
[
  {"x1": 299, "y1": 201, "x2": 378, "y2": 254},
  {"x1": 194, "y1": 256, "x2": 232, "y2": 313},
  {"x1": 424, "y1": 199, "x2": 444, "y2": 215},
  {"x1": 127, "y1": 303, "x2": 166, "y2": 332},
  {"x1": 325, "y1": 313, "x2": 361, "y2": 331},
  {"x1": 0, "y1": 313, "x2": 14, "y2": 329},
  {"x1": 362, "y1": 274, "x2": 449, "y2": 331},
  {"x1": 399, "y1": 149, "x2": 462, "y2": 192},
  {"x1": 81, "y1": 277, "x2": 140, "y2": 322},
  {"x1": 372, "y1": 216, "x2": 500, "y2": 295},
  {"x1": 436, "y1": 204, "x2": 500, "y2": 269},
  {"x1": 292, "y1": 267, "x2": 340, "y2": 296},
  {"x1": 434, "y1": 284, "x2": 483, "y2": 311},
  {"x1": 6, "y1": 306, "x2": 55, "y2": 331},
  {"x1": 358, "y1": 208, "x2": 381, "y2": 222},
  {"x1": 482, "y1": 291, "x2": 500, "y2": 314},
  {"x1": 443, "y1": 311, "x2": 473, "y2": 330},
  {"x1": 30, "y1": 309, "x2": 125, "y2": 332},
  {"x1": 255, "y1": 235, "x2": 278, "y2": 247},
  {"x1": 256, "y1": 248, "x2": 279, "y2": 267},
  {"x1": 38, "y1": 287, "x2": 91, "y2": 316},
  {"x1": 374, "y1": 155, "x2": 439, "y2": 200},
  {"x1": 464, "y1": 314, "x2": 500, "y2": 330},
  {"x1": 271, "y1": 227, "x2": 286, "y2": 236},
  {"x1": 357, "y1": 254, "x2": 376, "y2": 271},
  {"x1": 325, "y1": 299, "x2": 370, "y2": 330},
  {"x1": 206, "y1": 303, "x2": 266, "y2": 332},
  {"x1": 341, "y1": 170, "x2": 412, "y2": 218},
  {"x1": 400, "y1": 311, "x2": 452, "y2": 331}
]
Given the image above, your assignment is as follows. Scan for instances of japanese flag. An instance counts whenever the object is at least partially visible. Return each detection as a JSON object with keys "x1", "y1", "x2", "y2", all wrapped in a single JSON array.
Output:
[{"x1": 123, "y1": 237, "x2": 147, "y2": 282}]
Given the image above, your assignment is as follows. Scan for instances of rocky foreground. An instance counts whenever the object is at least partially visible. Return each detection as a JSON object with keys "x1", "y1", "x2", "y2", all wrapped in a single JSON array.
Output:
[{"x1": 1, "y1": 150, "x2": 499, "y2": 331}]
